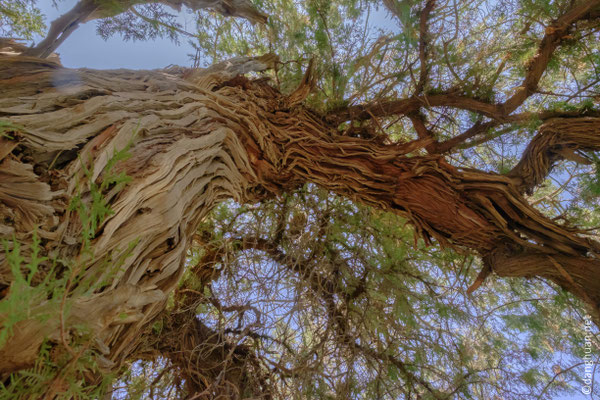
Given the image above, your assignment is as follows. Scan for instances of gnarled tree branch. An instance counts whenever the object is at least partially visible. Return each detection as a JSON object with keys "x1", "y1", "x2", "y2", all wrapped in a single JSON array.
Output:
[
  {"x1": 333, "y1": 0, "x2": 600, "y2": 154},
  {"x1": 508, "y1": 117, "x2": 600, "y2": 194},
  {"x1": 24, "y1": 0, "x2": 267, "y2": 59}
]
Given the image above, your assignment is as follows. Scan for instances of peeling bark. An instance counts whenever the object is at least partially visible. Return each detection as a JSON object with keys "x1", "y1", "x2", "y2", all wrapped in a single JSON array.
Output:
[
  {"x1": 1, "y1": 50, "x2": 599, "y2": 378},
  {"x1": 0, "y1": 56, "x2": 268, "y2": 374},
  {"x1": 508, "y1": 117, "x2": 600, "y2": 194}
]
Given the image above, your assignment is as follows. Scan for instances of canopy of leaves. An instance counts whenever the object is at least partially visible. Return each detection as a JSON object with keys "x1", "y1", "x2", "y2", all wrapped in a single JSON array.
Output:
[
  {"x1": 0, "y1": 0, "x2": 44, "y2": 39},
  {"x1": 138, "y1": 186, "x2": 597, "y2": 399}
]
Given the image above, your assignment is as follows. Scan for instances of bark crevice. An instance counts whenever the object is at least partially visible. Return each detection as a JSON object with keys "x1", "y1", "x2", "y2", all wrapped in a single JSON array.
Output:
[{"x1": 1, "y1": 51, "x2": 599, "y2": 378}]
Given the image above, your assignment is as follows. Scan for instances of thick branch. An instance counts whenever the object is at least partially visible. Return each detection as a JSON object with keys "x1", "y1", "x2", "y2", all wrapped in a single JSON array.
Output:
[
  {"x1": 486, "y1": 244, "x2": 600, "y2": 322},
  {"x1": 502, "y1": 0, "x2": 600, "y2": 114},
  {"x1": 415, "y1": 0, "x2": 436, "y2": 94},
  {"x1": 335, "y1": 0, "x2": 600, "y2": 147},
  {"x1": 437, "y1": 109, "x2": 600, "y2": 153},
  {"x1": 435, "y1": 120, "x2": 499, "y2": 153},
  {"x1": 508, "y1": 117, "x2": 600, "y2": 194},
  {"x1": 408, "y1": 111, "x2": 437, "y2": 153},
  {"x1": 2, "y1": 54, "x2": 600, "y2": 377},
  {"x1": 24, "y1": 0, "x2": 97, "y2": 58},
  {"x1": 334, "y1": 93, "x2": 501, "y2": 122},
  {"x1": 0, "y1": 56, "x2": 268, "y2": 373}
]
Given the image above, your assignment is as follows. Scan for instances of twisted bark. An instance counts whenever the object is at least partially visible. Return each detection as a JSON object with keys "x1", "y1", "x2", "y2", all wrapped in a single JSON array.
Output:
[
  {"x1": 508, "y1": 117, "x2": 600, "y2": 194},
  {"x1": 0, "y1": 50, "x2": 599, "y2": 381},
  {"x1": 0, "y1": 55, "x2": 268, "y2": 374}
]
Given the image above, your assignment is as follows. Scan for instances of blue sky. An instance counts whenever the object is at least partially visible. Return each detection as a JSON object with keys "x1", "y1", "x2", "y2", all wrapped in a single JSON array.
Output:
[
  {"x1": 36, "y1": 0, "x2": 196, "y2": 69},
  {"x1": 35, "y1": 0, "x2": 398, "y2": 70}
]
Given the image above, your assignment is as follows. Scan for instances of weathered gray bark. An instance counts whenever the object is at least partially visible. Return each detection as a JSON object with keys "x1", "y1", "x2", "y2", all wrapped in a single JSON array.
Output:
[
  {"x1": 1, "y1": 47, "x2": 599, "y2": 382},
  {"x1": 0, "y1": 53, "x2": 271, "y2": 374}
]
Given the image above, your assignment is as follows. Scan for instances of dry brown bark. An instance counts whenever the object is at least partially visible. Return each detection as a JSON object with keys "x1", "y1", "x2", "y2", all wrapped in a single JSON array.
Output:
[
  {"x1": 345, "y1": 0, "x2": 600, "y2": 123},
  {"x1": 0, "y1": 53, "x2": 270, "y2": 375},
  {"x1": 0, "y1": 46, "x2": 599, "y2": 382},
  {"x1": 138, "y1": 305, "x2": 272, "y2": 399}
]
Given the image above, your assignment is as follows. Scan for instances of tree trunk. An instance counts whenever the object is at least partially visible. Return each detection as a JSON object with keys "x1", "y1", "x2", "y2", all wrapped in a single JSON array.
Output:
[
  {"x1": 0, "y1": 54, "x2": 267, "y2": 374},
  {"x1": 1, "y1": 50, "x2": 599, "y2": 378}
]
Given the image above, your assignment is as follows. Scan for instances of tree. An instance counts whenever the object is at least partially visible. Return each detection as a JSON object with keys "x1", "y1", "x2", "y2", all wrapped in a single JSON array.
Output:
[{"x1": 0, "y1": 0, "x2": 599, "y2": 398}]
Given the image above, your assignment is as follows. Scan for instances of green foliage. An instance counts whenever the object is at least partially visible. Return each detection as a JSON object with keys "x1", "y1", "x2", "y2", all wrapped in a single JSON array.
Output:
[
  {"x1": 0, "y1": 340, "x2": 114, "y2": 399},
  {"x1": 0, "y1": 0, "x2": 45, "y2": 39},
  {"x1": 0, "y1": 140, "x2": 134, "y2": 399},
  {"x1": 69, "y1": 142, "x2": 133, "y2": 249},
  {"x1": 581, "y1": 152, "x2": 600, "y2": 196},
  {"x1": 0, "y1": 231, "x2": 49, "y2": 349},
  {"x1": 96, "y1": 3, "x2": 187, "y2": 43},
  {"x1": 0, "y1": 120, "x2": 23, "y2": 139},
  {"x1": 6, "y1": 0, "x2": 600, "y2": 398},
  {"x1": 141, "y1": 185, "x2": 599, "y2": 399}
]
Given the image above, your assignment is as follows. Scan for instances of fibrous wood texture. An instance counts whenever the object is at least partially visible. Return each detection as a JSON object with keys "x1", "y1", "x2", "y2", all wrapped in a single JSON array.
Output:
[
  {"x1": 0, "y1": 54, "x2": 267, "y2": 373},
  {"x1": 1, "y1": 49, "x2": 599, "y2": 377},
  {"x1": 508, "y1": 118, "x2": 600, "y2": 194}
]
